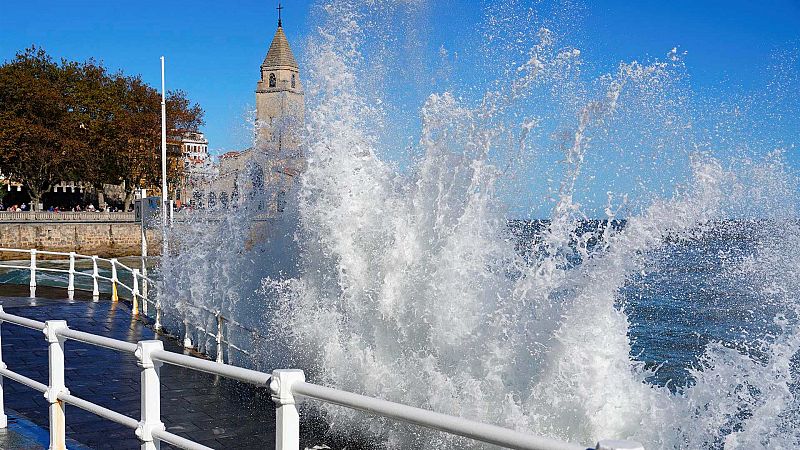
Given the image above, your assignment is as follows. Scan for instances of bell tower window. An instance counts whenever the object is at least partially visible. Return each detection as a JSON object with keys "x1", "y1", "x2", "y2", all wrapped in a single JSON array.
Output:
[
  {"x1": 291, "y1": 74, "x2": 296, "y2": 88},
  {"x1": 269, "y1": 73, "x2": 276, "y2": 88}
]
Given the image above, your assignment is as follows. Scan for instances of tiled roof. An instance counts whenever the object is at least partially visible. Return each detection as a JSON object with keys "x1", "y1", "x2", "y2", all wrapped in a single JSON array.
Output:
[{"x1": 262, "y1": 27, "x2": 298, "y2": 69}]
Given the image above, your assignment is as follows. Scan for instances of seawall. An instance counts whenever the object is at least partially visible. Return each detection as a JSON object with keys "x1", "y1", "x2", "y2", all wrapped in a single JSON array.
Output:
[{"x1": 0, "y1": 222, "x2": 161, "y2": 258}]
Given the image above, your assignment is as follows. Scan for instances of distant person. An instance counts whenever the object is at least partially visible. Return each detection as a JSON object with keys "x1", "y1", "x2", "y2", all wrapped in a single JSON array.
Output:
[
  {"x1": 48, "y1": 205, "x2": 55, "y2": 212},
  {"x1": 87, "y1": 203, "x2": 95, "y2": 212},
  {"x1": 20, "y1": 203, "x2": 28, "y2": 211}
]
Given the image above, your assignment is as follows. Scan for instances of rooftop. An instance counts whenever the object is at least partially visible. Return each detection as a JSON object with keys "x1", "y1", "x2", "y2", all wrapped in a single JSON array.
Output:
[{"x1": 262, "y1": 26, "x2": 298, "y2": 69}]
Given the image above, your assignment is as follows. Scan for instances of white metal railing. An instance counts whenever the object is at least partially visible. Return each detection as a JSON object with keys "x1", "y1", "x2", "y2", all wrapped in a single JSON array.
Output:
[
  {"x1": 0, "y1": 248, "x2": 155, "y2": 316},
  {"x1": 0, "y1": 307, "x2": 643, "y2": 450},
  {"x1": 0, "y1": 247, "x2": 258, "y2": 365}
]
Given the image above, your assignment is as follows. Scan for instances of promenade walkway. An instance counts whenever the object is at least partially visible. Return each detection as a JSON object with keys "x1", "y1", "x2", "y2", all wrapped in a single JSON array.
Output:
[{"x1": 0, "y1": 286, "x2": 332, "y2": 450}]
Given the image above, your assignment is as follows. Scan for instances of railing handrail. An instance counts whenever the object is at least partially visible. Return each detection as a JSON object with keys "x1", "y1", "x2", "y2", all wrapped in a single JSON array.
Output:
[
  {"x1": 0, "y1": 248, "x2": 158, "y2": 284},
  {"x1": 0, "y1": 249, "x2": 643, "y2": 450},
  {"x1": 291, "y1": 381, "x2": 585, "y2": 450},
  {"x1": 0, "y1": 247, "x2": 240, "y2": 359},
  {"x1": 0, "y1": 308, "x2": 638, "y2": 450}
]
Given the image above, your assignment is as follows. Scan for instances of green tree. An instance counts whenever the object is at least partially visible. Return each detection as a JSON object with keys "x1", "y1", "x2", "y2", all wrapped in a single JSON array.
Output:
[
  {"x1": 0, "y1": 47, "x2": 205, "y2": 210},
  {"x1": 0, "y1": 47, "x2": 84, "y2": 210}
]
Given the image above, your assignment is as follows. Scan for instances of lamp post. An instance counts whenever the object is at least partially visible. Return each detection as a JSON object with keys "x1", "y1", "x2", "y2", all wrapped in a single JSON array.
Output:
[{"x1": 160, "y1": 56, "x2": 168, "y2": 228}]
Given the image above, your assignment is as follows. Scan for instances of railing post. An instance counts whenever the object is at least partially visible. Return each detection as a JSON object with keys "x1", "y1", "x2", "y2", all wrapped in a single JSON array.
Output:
[
  {"x1": 0, "y1": 306, "x2": 7, "y2": 428},
  {"x1": 111, "y1": 258, "x2": 119, "y2": 302},
  {"x1": 91, "y1": 256, "x2": 99, "y2": 301},
  {"x1": 43, "y1": 320, "x2": 69, "y2": 450},
  {"x1": 596, "y1": 440, "x2": 645, "y2": 450},
  {"x1": 183, "y1": 318, "x2": 192, "y2": 349},
  {"x1": 270, "y1": 369, "x2": 305, "y2": 450},
  {"x1": 142, "y1": 287, "x2": 149, "y2": 316},
  {"x1": 67, "y1": 252, "x2": 75, "y2": 300},
  {"x1": 140, "y1": 188, "x2": 149, "y2": 308},
  {"x1": 132, "y1": 269, "x2": 140, "y2": 316},
  {"x1": 215, "y1": 313, "x2": 224, "y2": 364},
  {"x1": 154, "y1": 297, "x2": 162, "y2": 331},
  {"x1": 141, "y1": 269, "x2": 149, "y2": 313},
  {"x1": 29, "y1": 249, "x2": 36, "y2": 298},
  {"x1": 135, "y1": 340, "x2": 165, "y2": 450}
]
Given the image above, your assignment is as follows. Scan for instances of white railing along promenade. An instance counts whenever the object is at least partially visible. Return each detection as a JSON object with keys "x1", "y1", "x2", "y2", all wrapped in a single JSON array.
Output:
[
  {"x1": 0, "y1": 248, "x2": 645, "y2": 450},
  {"x1": 0, "y1": 248, "x2": 159, "y2": 324},
  {"x1": 0, "y1": 307, "x2": 643, "y2": 450},
  {"x1": 0, "y1": 248, "x2": 255, "y2": 364},
  {"x1": 0, "y1": 211, "x2": 135, "y2": 222}
]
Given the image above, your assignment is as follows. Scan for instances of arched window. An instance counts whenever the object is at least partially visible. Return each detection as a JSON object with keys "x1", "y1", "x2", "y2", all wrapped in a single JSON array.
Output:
[
  {"x1": 208, "y1": 192, "x2": 217, "y2": 209},
  {"x1": 291, "y1": 74, "x2": 296, "y2": 88},
  {"x1": 269, "y1": 73, "x2": 276, "y2": 88}
]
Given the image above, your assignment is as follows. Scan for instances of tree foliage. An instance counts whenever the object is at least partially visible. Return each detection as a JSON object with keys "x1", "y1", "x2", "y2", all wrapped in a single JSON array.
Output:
[{"x1": 0, "y1": 47, "x2": 204, "y2": 210}]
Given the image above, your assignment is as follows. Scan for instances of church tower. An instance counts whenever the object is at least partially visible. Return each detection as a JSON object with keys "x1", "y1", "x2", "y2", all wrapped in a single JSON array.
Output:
[{"x1": 255, "y1": 8, "x2": 304, "y2": 153}]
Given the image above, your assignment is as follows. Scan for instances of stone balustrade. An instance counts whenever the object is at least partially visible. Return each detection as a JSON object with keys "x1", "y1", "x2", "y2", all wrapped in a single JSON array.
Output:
[{"x1": 0, "y1": 211, "x2": 134, "y2": 222}]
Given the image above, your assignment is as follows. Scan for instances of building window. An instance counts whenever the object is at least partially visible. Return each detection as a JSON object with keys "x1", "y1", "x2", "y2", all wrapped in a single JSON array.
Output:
[
  {"x1": 269, "y1": 73, "x2": 276, "y2": 88},
  {"x1": 291, "y1": 74, "x2": 296, "y2": 88},
  {"x1": 277, "y1": 190, "x2": 286, "y2": 213}
]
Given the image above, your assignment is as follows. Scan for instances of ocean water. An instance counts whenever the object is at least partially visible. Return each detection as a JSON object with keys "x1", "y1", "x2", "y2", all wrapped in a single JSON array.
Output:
[{"x1": 152, "y1": 1, "x2": 800, "y2": 448}]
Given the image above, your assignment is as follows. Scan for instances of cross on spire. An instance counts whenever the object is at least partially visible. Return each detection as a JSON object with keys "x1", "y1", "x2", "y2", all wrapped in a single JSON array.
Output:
[{"x1": 277, "y1": 2, "x2": 283, "y2": 27}]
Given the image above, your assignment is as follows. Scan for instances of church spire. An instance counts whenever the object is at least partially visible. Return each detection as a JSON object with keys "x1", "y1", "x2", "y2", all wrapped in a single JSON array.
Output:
[{"x1": 262, "y1": 24, "x2": 298, "y2": 69}]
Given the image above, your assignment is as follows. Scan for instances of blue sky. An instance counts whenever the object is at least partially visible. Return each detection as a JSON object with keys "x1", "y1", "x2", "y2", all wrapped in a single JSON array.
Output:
[
  {"x1": 2, "y1": 0, "x2": 797, "y2": 153},
  {"x1": 1, "y1": 1, "x2": 798, "y2": 216}
]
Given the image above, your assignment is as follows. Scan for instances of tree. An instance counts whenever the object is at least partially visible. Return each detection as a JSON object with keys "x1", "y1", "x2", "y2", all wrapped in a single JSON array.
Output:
[
  {"x1": 0, "y1": 47, "x2": 205, "y2": 210},
  {"x1": 104, "y1": 79, "x2": 205, "y2": 210},
  {"x1": 0, "y1": 47, "x2": 84, "y2": 210}
]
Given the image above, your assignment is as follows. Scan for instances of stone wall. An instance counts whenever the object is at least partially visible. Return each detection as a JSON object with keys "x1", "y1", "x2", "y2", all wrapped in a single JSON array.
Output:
[{"x1": 0, "y1": 222, "x2": 161, "y2": 259}]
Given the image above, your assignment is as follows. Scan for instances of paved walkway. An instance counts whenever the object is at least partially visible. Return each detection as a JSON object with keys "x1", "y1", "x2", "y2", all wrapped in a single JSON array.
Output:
[{"x1": 0, "y1": 286, "x2": 334, "y2": 450}]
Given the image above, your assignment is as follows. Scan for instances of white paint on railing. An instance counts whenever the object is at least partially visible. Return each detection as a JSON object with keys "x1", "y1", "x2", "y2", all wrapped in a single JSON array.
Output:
[
  {"x1": 183, "y1": 318, "x2": 193, "y2": 349},
  {"x1": 2, "y1": 247, "x2": 242, "y2": 363},
  {"x1": 0, "y1": 313, "x2": 6, "y2": 429},
  {"x1": 290, "y1": 381, "x2": 586, "y2": 450},
  {"x1": 155, "y1": 296, "x2": 162, "y2": 331},
  {"x1": 110, "y1": 258, "x2": 119, "y2": 302},
  {"x1": 91, "y1": 255, "x2": 100, "y2": 300},
  {"x1": 215, "y1": 313, "x2": 224, "y2": 364},
  {"x1": 0, "y1": 249, "x2": 645, "y2": 450},
  {"x1": 43, "y1": 320, "x2": 68, "y2": 450},
  {"x1": 136, "y1": 340, "x2": 166, "y2": 450},
  {"x1": 597, "y1": 440, "x2": 645, "y2": 450},
  {"x1": 0, "y1": 308, "x2": 644, "y2": 450},
  {"x1": 132, "y1": 269, "x2": 141, "y2": 316},
  {"x1": 29, "y1": 249, "x2": 36, "y2": 298},
  {"x1": 67, "y1": 252, "x2": 75, "y2": 300},
  {"x1": 271, "y1": 369, "x2": 305, "y2": 450}
]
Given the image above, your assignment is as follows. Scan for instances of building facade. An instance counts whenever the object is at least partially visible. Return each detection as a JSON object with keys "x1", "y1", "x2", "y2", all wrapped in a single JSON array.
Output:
[{"x1": 188, "y1": 18, "x2": 304, "y2": 212}]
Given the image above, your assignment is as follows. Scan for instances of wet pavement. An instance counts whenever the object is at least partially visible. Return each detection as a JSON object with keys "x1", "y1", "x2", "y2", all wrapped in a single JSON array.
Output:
[{"x1": 0, "y1": 285, "x2": 278, "y2": 450}]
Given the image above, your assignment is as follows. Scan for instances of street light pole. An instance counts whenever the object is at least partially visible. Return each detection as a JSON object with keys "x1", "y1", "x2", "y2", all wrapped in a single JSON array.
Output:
[{"x1": 160, "y1": 56, "x2": 168, "y2": 228}]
